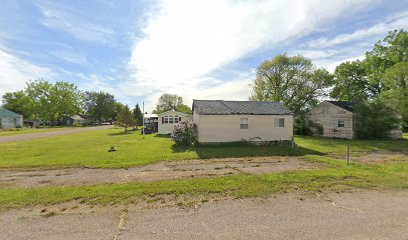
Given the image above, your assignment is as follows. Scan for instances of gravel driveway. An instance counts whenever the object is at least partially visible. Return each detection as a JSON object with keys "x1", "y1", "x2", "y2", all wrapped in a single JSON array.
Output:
[
  {"x1": 0, "y1": 125, "x2": 112, "y2": 143},
  {"x1": 1, "y1": 190, "x2": 407, "y2": 239}
]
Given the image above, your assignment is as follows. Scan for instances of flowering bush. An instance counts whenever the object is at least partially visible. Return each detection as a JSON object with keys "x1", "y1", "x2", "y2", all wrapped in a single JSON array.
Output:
[{"x1": 171, "y1": 120, "x2": 198, "y2": 145}]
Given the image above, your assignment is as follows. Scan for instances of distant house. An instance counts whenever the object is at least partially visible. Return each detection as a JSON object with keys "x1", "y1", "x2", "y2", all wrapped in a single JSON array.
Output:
[
  {"x1": 157, "y1": 110, "x2": 191, "y2": 134},
  {"x1": 62, "y1": 114, "x2": 93, "y2": 126},
  {"x1": 308, "y1": 100, "x2": 402, "y2": 139},
  {"x1": 0, "y1": 108, "x2": 23, "y2": 129},
  {"x1": 192, "y1": 100, "x2": 293, "y2": 143}
]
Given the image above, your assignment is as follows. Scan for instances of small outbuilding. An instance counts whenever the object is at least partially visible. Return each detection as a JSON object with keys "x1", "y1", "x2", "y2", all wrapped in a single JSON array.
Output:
[
  {"x1": 308, "y1": 100, "x2": 403, "y2": 139},
  {"x1": 192, "y1": 100, "x2": 293, "y2": 143},
  {"x1": 0, "y1": 108, "x2": 23, "y2": 129},
  {"x1": 157, "y1": 110, "x2": 191, "y2": 134}
]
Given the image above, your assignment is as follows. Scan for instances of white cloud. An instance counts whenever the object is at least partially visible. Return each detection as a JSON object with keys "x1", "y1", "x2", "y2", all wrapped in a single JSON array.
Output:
[
  {"x1": 0, "y1": 49, "x2": 53, "y2": 99},
  {"x1": 306, "y1": 11, "x2": 408, "y2": 48},
  {"x1": 129, "y1": 0, "x2": 377, "y2": 107},
  {"x1": 36, "y1": 2, "x2": 114, "y2": 45},
  {"x1": 50, "y1": 50, "x2": 90, "y2": 66}
]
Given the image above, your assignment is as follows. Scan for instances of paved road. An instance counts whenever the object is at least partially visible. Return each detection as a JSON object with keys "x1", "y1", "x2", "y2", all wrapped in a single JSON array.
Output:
[
  {"x1": 1, "y1": 190, "x2": 407, "y2": 239},
  {"x1": 0, "y1": 125, "x2": 112, "y2": 143}
]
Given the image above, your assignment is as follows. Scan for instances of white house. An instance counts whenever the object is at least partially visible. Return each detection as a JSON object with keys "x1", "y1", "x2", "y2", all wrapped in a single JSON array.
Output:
[
  {"x1": 157, "y1": 110, "x2": 191, "y2": 134},
  {"x1": 0, "y1": 108, "x2": 23, "y2": 129},
  {"x1": 192, "y1": 100, "x2": 293, "y2": 143}
]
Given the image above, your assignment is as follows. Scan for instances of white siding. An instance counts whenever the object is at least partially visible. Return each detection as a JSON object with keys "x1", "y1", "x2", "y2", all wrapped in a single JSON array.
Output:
[
  {"x1": 195, "y1": 114, "x2": 293, "y2": 143},
  {"x1": 0, "y1": 116, "x2": 23, "y2": 129},
  {"x1": 157, "y1": 110, "x2": 192, "y2": 134}
]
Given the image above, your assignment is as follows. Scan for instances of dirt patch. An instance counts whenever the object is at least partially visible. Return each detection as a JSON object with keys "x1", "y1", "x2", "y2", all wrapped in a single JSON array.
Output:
[
  {"x1": 347, "y1": 151, "x2": 408, "y2": 164},
  {"x1": 0, "y1": 156, "x2": 317, "y2": 187}
]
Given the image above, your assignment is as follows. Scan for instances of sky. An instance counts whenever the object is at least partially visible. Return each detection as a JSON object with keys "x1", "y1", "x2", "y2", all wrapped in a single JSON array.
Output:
[{"x1": 1, "y1": 0, "x2": 407, "y2": 112}]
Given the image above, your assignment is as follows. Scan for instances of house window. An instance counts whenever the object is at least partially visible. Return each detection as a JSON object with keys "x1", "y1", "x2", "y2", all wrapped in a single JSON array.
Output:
[
  {"x1": 174, "y1": 116, "x2": 179, "y2": 123},
  {"x1": 338, "y1": 121, "x2": 345, "y2": 127},
  {"x1": 164, "y1": 117, "x2": 169, "y2": 124},
  {"x1": 240, "y1": 118, "x2": 248, "y2": 129},
  {"x1": 274, "y1": 118, "x2": 285, "y2": 127},
  {"x1": 169, "y1": 116, "x2": 174, "y2": 124}
]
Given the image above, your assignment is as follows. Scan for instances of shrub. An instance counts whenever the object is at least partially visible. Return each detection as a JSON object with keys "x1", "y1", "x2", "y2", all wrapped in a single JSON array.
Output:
[
  {"x1": 294, "y1": 114, "x2": 323, "y2": 136},
  {"x1": 354, "y1": 100, "x2": 401, "y2": 139},
  {"x1": 171, "y1": 120, "x2": 197, "y2": 145}
]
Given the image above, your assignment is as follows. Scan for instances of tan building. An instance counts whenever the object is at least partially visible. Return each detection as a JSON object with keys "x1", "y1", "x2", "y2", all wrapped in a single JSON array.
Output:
[
  {"x1": 308, "y1": 101, "x2": 354, "y2": 139},
  {"x1": 308, "y1": 101, "x2": 403, "y2": 139},
  {"x1": 192, "y1": 100, "x2": 293, "y2": 143},
  {"x1": 157, "y1": 110, "x2": 191, "y2": 134}
]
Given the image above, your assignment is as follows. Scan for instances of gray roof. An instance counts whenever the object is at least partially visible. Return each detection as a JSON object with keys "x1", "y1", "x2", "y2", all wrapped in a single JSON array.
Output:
[
  {"x1": 193, "y1": 100, "x2": 292, "y2": 115},
  {"x1": 327, "y1": 101, "x2": 354, "y2": 112},
  {"x1": 0, "y1": 108, "x2": 22, "y2": 117}
]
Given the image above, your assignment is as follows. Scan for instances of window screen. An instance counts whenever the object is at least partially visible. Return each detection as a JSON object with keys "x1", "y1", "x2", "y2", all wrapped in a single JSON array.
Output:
[
  {"x1": 240, "y1": 118, "x2": 248, "y2": 129},
  {"x1": 274, "y1": 118, "x2": 285, "y2": 127}
]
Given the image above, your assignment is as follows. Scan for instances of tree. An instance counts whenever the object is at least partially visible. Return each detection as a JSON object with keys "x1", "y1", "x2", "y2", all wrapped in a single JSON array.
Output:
[
  {"x1": 354, "y1": 100, "x2": 400, "y2": 139},
  {"x1": 115, "y1": 105, "x2": 135, "y2": 132},
  {"x1": 133, "y1": 104, "x2": 143, "y2": 126},
  {"x1": 2, "y1": 91, "x2": 37, "y2": 119},
  {"x1": 331, "y1": 61, "x2": 371, "y2": 101},
  {"x1": 153, "y1": 93, "x2": 192, "y2": 114},
  {"x1": 365, "y1": 29, "x2": 408, "y2": 96},
  {"x1": 382, "y1": 62, "x2": 408, "y2": 129},
  {"x1": 84, "y1": 91, "x2": 116, "y2": 122},
  {"x1": 250, "y1": 54, "x2": 333, "y2": 115},
  {"x1": 2, "y1": 80, "x2": 83, "y2": 124}
]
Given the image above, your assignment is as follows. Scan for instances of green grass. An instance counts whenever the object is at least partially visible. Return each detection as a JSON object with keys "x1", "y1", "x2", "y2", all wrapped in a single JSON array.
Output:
[
  {"x1": 0, "y1": 128, "x2": 407, "y2": 209},
  {"x1": 0, "y1": 127, "x2": 72, "y2": 136},
  {"x1": 1, "y1": 158, "x2": 407, "y2": 209},
  {"x1": 0, "y1": 127, "x2": 407, "y2": 169}
]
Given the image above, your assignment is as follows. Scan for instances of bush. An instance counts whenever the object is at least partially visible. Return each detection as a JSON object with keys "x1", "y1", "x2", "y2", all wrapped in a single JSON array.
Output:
[
  {"x1": 171, "y1": 120, "x2": 197, "y2": 145},
  {"x1": 294, "y1": 114, "x2": 323, "y2": 136},
  {"x1": 354, "y1": 100, "x2": 401, "y2": 139}
]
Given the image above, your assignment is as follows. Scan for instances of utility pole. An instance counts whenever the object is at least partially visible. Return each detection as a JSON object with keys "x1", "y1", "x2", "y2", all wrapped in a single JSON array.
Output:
[{"x1": 142, "y1": 102, "x2": 145, "y2": 135}]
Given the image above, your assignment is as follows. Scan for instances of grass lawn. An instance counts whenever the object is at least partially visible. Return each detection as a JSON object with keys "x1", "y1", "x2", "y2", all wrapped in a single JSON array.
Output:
[
  {"x1": 0, "y1": 128, "x2": 407, "y2": 209},
  {"x1": 1, "y1": 158, "x2": 407, "y2": 209},
  {"x1": 0, "y1": 127, "x2": 72, "y2": 136},
  {"x1": 0, "y1": 127, "x2": 407, "y2": 169}
]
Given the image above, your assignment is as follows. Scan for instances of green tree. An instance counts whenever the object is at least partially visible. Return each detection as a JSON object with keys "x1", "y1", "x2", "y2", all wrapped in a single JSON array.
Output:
[
  {"x1": 115, "y1": 105, "x2": 135, "y2": 132},
  {"x1": 84, "y1": 91, "x2": 117, "y2": 122},
  {"x1": 2, "y1": 91, "x2": 37, "y2": 119},
  {"x1": 331, "y1": 61, "x2": 371, "y2": 101},
  {"x1": 111, "y1": 102, "x2": 124, "y2": 122},
  {"x1": 365, "y1": 29, "x2": 408, "y2": 95},
  {"x1": 250, "y1": 54, "x2": 333, "y2": 115},
  {"x1": 382, "y1": 62, "x2": 408, "y2": 129},
  {"x1": 133, "y1": 103, "x2": 143, "y2": 126},
  {"x1": 2, "y1": 80, "x2": 83, "y2": 124},
  {"x1": 354, "y1": 100, "x2": 400, "y2": 139},
  {"x1": 153, "y1": 93, "x2": 192, "y2": 114}
]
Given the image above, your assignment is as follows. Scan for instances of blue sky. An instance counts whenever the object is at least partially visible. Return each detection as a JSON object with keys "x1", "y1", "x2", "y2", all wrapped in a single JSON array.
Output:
[{"x1": 1, "y1": 0, "x2": 407, "y2": 112}]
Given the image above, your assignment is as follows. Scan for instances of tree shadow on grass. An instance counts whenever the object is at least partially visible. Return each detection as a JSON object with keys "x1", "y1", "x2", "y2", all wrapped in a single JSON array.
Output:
[
  {"x1": 171, "y1": 142, "x2": 323, "y2": 159},
  {"x1": 108, "y1": 131, "x2": 135, "y2": 136},
  {"x1": 154, "y1": 134, "x2": 171, "y2": 138}
]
